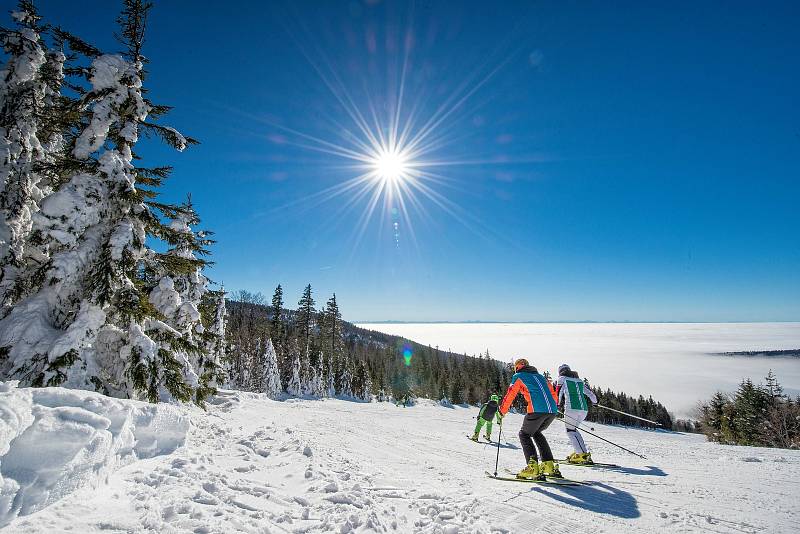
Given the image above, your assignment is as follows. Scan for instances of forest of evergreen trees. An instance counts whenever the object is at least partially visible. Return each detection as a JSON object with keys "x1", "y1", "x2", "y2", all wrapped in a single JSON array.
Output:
[
  {"x1": 224, "y1": 286, "x2": 679, "y2": 430},
  {"x1": 698, "y1": 371, "x2": 800, "y2": 449},
  {"x1": 224, "y1": 286, "x2": 512, "y2": 404}
]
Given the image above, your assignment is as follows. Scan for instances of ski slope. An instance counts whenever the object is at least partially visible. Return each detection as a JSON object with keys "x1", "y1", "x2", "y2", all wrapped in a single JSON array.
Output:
[{"x1": 4, "y1": 389, "x2": 799, "y2": 533}]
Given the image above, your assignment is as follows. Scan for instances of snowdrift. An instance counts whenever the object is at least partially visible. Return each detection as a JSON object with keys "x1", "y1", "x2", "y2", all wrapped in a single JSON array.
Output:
[{"x1": 0, "y1": 381, "x2": 189, "y2": 527}]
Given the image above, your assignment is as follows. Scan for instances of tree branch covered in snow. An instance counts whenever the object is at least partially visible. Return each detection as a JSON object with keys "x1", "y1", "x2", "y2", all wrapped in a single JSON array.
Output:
[{"x1": 0, "y1": 0, "x2": 224, "y2": 407}]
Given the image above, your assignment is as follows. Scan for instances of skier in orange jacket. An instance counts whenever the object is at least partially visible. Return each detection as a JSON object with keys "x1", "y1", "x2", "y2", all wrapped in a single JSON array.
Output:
[{"x1": 498, "y1": 358, "x2": 562, "y2": 480}]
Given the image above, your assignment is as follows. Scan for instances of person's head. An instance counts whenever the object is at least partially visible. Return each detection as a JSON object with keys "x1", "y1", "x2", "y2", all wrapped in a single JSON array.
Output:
[
  {"x1": 490, "y1": 394, "x2": 499, "y2": 403},
  {"x1": 558, "y1": 363, "x2": 571, "y2": 376},
  {"x1": 514, "y1": 358, "x2": 529, "y2": 372}
]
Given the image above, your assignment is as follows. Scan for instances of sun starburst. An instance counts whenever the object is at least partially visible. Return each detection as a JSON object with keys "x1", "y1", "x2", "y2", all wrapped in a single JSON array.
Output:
[
  {"x1": 370, "y1": 146, "x2": 411, "y2": 184},
  {"x1": 259, "y1": 8, "x2": 520, "y2": 255}
]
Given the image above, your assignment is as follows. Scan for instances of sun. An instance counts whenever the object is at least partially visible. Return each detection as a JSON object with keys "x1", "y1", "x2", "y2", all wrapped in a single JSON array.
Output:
[{"x1": 370, "y1": 147, "x2": 411, "y2": 183}]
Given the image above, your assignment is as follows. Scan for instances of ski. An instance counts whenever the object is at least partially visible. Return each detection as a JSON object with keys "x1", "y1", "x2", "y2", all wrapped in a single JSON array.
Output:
[
  {"x1": 487, "y1": 470, "x2": 586, "y2": 486},
  {"x1": 555, "y1": 460, "x2": 621, "y2": 469},
  {"x1": 503, "y1": 467, "x2": 589, "y2": 485},
  {"x1": 466, "y1": 435, "x2": 515, "y2": 447}
]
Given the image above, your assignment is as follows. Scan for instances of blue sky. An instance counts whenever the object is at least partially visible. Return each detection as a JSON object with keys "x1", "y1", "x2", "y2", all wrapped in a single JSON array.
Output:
[{"x1": 37, "y1": 1, "x2": 799, "y2": 322}]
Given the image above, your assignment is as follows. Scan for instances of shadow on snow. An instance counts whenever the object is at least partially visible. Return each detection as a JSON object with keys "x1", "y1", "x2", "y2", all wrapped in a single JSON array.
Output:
[{"x1": 533, "y1": 482, "x2": 641, "y2": 519}]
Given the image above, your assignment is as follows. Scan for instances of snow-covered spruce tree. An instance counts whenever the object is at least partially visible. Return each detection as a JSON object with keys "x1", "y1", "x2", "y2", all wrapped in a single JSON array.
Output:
[
  {"x1": 285, "y1": 337, "x2": 302, "y2": 396},
  {"x1": 0, "y1": 2, "x2": 65, "y2": 308},
  {"x1": 243, "y1": 337, "x2": 261, "y2": 392},
  {"x1": 259, "y1": 337, "x2": 281, "y2": 398},
  {"x1": 326, "y1": 352, "x2": 336, "y2": 397},
  {"x1": 198, "y1": 285, "x2": 226, "y2": 392},
  {"x1": 314, "y1": 351, "x2": 326, "y2": 397},
  {"x1": 359, "y1": 360, "x2": 372, "y2": 402},
  {"x1": 148, "y1": 195, "x2": 222, "y2": 403},
  {"x1": 302, "y1": 348, "x2": 319, "y2": 397},
  {"x1": 0, "y1": 1, "x2": 218, "y2": 405},
  {"x1": 269, "y1": 284, "x2": 284, "y2": 354},
  {"x1": 296, "y1": 283, "x2": 314, "y2": 350},
  {"x1": 336, "y1": 355, "x2": 353, "y2": 398}
]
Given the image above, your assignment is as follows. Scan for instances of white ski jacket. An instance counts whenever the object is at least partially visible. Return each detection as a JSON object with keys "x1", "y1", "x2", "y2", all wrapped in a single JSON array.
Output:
[{"x1": 556, "y1": 375, "x2": 597, "y2": 412}]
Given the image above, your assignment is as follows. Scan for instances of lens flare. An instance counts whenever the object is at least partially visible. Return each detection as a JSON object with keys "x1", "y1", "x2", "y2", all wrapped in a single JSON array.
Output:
[{"x1": 402, "y1": 345, "x2": 413, "y2": 366}]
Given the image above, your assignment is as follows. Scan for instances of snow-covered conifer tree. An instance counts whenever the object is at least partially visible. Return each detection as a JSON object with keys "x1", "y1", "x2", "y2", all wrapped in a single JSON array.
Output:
[
  {"x1": 360, "y1": 360, "x2": 373, "y2": 402},
  {"x1": 326, "y1": 353, "x2": 336, "y2": 397},
  {"x1": 0, "y1": 1, "x2": 216, "y2": 405},
  {"x1": 336, "y1": 356, "x2": 353, "y2": 398},
  {"x1": 201, "y1": 285, "x2": 227, "y2": 388},
  {"x1": 0, "y1": 2, "x2": 63, "y2": 307},
  {"x1": 314, "y1": 352, "x2": 326, "y2": 397},
  {"x1": 285, "y1": 338, "x2": 302, "y2": 396},
  {"x1": 260, "y1": 337, "x2": 281, "y2": 398}
]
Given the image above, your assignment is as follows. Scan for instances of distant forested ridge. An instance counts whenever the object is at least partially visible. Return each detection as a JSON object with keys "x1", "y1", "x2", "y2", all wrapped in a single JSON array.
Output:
[
  {"x1": 225, "y1": 287, "x2": 677, "y2": 430},
  {"x1": 715, "y1": 349, "x2": 800, "y2": 358}
]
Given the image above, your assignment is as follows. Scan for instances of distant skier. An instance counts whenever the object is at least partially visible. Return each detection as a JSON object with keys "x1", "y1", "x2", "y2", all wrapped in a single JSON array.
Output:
[
  {"x1": 498, "y1": 359, "x2": 561, "y2": 480},
  {"x1": 555, "y1": 363, "x2": 597, "y2": 465},
  {"x1": 470, "y1": 394, "x2": 503, "y2": 442}
]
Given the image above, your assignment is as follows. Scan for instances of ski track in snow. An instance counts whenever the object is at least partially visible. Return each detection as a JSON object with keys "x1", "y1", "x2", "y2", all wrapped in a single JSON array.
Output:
[{"x1": 5, "y1": 390, "x2": 799, "y2": 533}]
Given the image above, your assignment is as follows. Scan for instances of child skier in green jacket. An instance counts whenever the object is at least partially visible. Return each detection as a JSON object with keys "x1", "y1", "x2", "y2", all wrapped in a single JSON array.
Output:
[{"x1": 471, "y1": 394, "x2": 503, "y2": 442}]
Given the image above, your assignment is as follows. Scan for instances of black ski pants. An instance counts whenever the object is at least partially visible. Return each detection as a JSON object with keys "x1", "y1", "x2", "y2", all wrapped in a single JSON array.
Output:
[{"x1": 518, "y1": 412, "x2": 556, "y2": 463}]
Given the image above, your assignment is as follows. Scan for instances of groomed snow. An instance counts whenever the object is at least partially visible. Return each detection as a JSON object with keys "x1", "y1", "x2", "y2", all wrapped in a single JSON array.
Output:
[{"x1": 2, "y1": 388, "x2": 798, "y2": 533}]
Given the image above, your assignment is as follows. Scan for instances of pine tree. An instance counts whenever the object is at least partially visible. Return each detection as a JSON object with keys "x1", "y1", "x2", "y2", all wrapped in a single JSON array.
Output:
[
  {"x1": 285, "y1": 338, "x2": 302, "y2": 396},
  {"x1": 313, "y1": 352, "x2": 326, "y2": 397},
  {"x1": 326, "y1": 352, "x2": 336, "y2": 396},
  {"x1": 336, "y1": 354, "x2": 353, "y2": 397},
  {"x1": 260, "y1": 337, "x2": 281, "y2": 398},
  {"x1": 199, "y1": 285, "x2": 226, "y2": 390},
  {"x1": 732, "y1": 379, "x2": 769, "y2": 446},
  {"x1": 0, "y1": 1, "x2": 63, "y2": 307},
  {"x1": 270, "y1": 284, "x2": 284, "y2": 357},
  {"x1": 702, "y1": 392, "x2": 729, "y2": 442},
  {"x1": 296, "y1": 283, "x2": 315, "y2": 351},
  {"x1": 357, "y1": 359, "x2": 372, "y2": 401},
  {"x1": 300, "y1": 343, "x2": 315, "y2": 396},
  {"x1": 0, "y1": 0, "x2": 215, "y2": 405}
]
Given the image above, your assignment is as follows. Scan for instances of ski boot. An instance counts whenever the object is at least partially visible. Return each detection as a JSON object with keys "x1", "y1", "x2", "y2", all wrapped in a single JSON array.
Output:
[
  {"x1": 568, "y1": 452, "x2": 593, "y2": 465},
  {"x1": 484, "y1": 433, "x2": 492, "y2": 442},
  {"x1": 470, "y1": 433, "x2": 479, "y2": 442},
  {"x1": 516, "y1": 458, "x2": 545, "y2": 481},
  {"x1": 540, "y1": 460, "x2": 563, "y2": 478}
]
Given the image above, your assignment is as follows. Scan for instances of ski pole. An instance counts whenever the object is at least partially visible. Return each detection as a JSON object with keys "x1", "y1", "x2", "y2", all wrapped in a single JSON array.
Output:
[
  {"x1": 555, "y1": 416, "x2": 647, "y2": 459},
  {"x1": 595, "y1": 404, "x2": 662, "y2": 427},
  {"x1": 494, "y1": 421, "x2": 503, "y2": 477}
]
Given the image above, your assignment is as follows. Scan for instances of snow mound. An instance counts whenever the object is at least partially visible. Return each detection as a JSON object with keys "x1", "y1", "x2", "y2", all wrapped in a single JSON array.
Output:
[{"x1": 0, "y1": 381, "x2": 189, "y2": 527}]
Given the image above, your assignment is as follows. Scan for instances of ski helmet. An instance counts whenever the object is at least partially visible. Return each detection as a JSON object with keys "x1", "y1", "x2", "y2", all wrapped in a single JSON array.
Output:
[
  {"x1": 490, "y1": 394, "x2": 499, "y2": 402},
  {"x1": 558, "y1": 363, "x2": 571, "y2": 375},
  {"x1": 514, "y1": 358, "x2": 528, "y2": 371}
]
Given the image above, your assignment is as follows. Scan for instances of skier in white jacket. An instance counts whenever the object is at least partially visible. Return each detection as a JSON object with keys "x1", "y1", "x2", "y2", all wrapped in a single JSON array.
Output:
[{"x1": 555, "y1": 364, "x2": 597, "y2": 465}]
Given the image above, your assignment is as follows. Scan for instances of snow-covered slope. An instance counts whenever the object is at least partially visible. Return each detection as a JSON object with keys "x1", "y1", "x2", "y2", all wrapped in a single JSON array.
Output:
[
  {"x1": 3, "y1": 388, "x2": 798, "y2": 533},
  {"x1": 0, "y1": 382, "x2": 189, "y2": 528}
]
